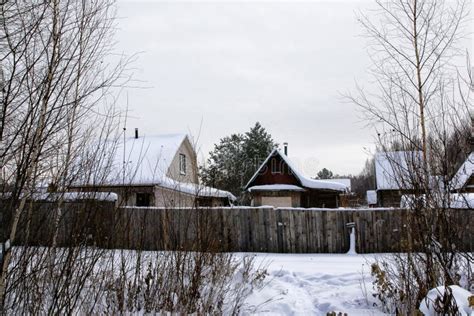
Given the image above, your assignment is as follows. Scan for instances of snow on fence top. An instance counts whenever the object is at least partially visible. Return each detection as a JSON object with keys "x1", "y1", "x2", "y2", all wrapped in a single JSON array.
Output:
[{"x1": 0, "y1": 192, "x2": 118, "y2": 202}]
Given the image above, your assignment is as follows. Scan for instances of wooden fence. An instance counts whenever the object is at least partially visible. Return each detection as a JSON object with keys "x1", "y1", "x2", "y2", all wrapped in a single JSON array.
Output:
[{"x1": 6, "y1": 203, "x2": 473, "y2": 253}]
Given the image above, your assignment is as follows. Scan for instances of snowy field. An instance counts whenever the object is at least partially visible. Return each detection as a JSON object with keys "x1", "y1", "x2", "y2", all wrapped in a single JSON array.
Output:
[{"x1": 243, "y1": 253, "x2": 385, "y2": 315}]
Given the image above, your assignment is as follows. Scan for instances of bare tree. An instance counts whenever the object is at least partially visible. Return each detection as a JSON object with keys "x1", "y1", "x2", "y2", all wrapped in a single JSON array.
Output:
[
  {"x1": 348, "y1": 0, "x2": 472, "y2": 313},
  {"x1": 0, "y1": 0, "x2": 130, "y2": 308},
  {"x1": 0, "y1": 2, "x2": 267, "y2": 312}
]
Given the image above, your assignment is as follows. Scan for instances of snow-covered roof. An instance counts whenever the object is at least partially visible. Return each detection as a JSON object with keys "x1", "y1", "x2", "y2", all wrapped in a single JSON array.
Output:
[
  {"x1": 33, "y1": 192, "x2": 118, "y2": 202},
  {"x1": 78, "y1": 133, "x2": 236, "y2": 201},
  {"x1": 248, "y1": 184, "x2": 306, "y2": 192},
  {"x1": 448, "y1": 193, "x2": 474, "y2": 209},
  {"x1": 158, "y1": 178, "x2": 237, "y2": 201},
  {"x1": 318, "y1": 178, "x2": 351, "y2": 191},
  {"x1": 375, "y1": 151, "x2": 423, "y2": 190},
  {"x1": 245, "y1": 149, "x2": 348, "y2": 192},
  {"x1": 115, "y1": 133, "x2": 188, "y2": 184},
  {"x1": 450, "y1": 152, "x2": 474, "y2": 190},
  {"x1": 400, "y1": 193, "x2": 474, "y2": 209}
]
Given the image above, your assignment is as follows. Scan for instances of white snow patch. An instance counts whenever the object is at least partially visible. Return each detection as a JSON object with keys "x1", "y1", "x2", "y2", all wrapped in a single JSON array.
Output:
[
  {"x1": 450, "y1": 193, "x2": 474, "y2": 208},
  {"x1": 419, "y1": 285, "x2": 473, "y2": 316},
  {"x1": 244, "y1": 253, "x2": 385, "y2": 315},
  {"x1": 400, "y1": 193, "x2": 474, "y2": 209},
  {"x1": 248, "y1": 184, "x2": 306, "y2": 192},
  {"x1": 158, "y1": 178, "x2": 237, "y2": 200},
  {"x1": 33, "y1": 192, "x2": 118, "y2": 202},
  {"x1": 318, "y1": 178, "x2": 352, "y2": 191}
]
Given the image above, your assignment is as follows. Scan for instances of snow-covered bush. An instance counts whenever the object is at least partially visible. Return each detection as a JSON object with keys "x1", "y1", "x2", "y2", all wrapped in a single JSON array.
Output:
[
  {"x1": 419, "y1": 285, "x2": 473, "y2": 316},
  {"x1": 3, "y1": 247, "x2": 267, "y2": 314},
  {"x1": 370, "y1": 254, "x2": 472, "y2": 315}
]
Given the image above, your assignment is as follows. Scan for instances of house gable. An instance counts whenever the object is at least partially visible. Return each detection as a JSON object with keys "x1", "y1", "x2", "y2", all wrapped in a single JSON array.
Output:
[
  {"x1": 166, "y1": 136, "x2": 198, "y2": 184},
  {"x1": 246, "y1": 151, "x2": 301, "y2": 188},
  {"x1": 245, "y1": 149, "x2": 347, "y2": 192}
]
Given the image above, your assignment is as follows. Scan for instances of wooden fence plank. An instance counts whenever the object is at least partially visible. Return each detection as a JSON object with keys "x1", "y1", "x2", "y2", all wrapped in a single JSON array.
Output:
[{"x1": 5, "y1": 201, "x2": 474, "y2": 254}]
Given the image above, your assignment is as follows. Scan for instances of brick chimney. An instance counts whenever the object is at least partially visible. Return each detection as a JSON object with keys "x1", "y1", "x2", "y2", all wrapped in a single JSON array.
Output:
[{"x1": 283, "y1": 142, "x2": 288, "y2": 156}]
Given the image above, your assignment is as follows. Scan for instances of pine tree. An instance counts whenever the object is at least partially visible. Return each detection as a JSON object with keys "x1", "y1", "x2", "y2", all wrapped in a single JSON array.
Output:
[
  {"x1": 200, "y1": 134, "x2": 245, "y2": 197},
  {"x1": 200, "y1": 122, "x2": 275, "y2": 201},
  {"x1": 242, "y1": 122, "x2": 276, "y2": 185},
  {"x1": 316, "y1": 168, "x2": 334, "y2": 179}
]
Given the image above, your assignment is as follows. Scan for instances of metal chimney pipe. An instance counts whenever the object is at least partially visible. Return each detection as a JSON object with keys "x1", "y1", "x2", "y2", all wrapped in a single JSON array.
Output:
[
  {"x1": 283, "y1": 142, "x2": 288, "y2": 156},
  {"x1": 135, "y1": 128, "x2": 138, "y2": 139},
  {"x1": 471, "y1": 111, "x2": 474, "y2": 152}
]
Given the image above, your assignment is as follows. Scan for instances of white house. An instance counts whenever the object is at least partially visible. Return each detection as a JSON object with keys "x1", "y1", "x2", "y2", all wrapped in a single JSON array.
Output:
[{"x1": 71, "y1": 131, "x2": 236, "y2": 207}]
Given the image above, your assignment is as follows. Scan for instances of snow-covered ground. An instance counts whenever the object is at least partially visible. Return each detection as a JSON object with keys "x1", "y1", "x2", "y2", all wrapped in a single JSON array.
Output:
[{"x1": 243, "y1": 253, "x2": 385, "y2": 315}]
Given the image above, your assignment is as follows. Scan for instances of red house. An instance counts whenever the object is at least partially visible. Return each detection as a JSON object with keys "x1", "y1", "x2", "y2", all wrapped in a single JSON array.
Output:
[{"x1": 244, "y1": 147, "x2": 348, "y2": 208}]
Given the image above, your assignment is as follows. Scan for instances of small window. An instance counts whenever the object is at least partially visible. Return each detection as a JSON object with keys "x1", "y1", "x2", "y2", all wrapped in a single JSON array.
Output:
[
  {"x1": 136, "y1": 192, "x2": 151, "y2": 207},
  {"x1": 271, "y1": 159, "x2": 282, "y2": 174},
  {"x1": 179, "y1": 153, "x2": 186, "y2": 175}
]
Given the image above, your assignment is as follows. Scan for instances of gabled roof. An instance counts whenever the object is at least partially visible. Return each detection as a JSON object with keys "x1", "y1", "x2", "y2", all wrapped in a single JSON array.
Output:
[
  {"x1": 245, "y1": 149, "x2": 348, "y2": 192},
  {"x1": 110, "y1": 133, "x2": 236, "y2": 200},
  {"x1": 451, "y1": 152, "x2": 474, "y2": 191},
  {"x1": 115, "y1": 133, "x2": 188, "y2": 184},
  {"x1": 375, "y1": 151, "x2": 423, "y2": 190}
]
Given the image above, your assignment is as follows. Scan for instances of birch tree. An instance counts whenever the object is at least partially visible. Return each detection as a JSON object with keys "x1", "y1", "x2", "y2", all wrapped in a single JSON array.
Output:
[{"x1": 348, "y1": 0, "x2": 472, "y2": 313}]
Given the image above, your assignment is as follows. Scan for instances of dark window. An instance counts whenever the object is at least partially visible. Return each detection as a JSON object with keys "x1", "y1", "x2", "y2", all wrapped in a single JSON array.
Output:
[
  {"x1": 271, "y1": 159, "x2": 282, "y2": 174},
  {"x1": 136, "y1": 192, "x2": 151, "y2": 207},
  {"x1": 179, "y1": 153, "x2": 186, "y2": 175}
]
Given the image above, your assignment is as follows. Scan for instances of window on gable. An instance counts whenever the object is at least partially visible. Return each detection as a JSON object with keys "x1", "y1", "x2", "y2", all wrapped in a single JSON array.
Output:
[
  {"x1": 179, "y1": 153, "x2": 186, "y2": 175},
  {"x1": 271, "y1": 158, "x2": 282, "y2": 174}
]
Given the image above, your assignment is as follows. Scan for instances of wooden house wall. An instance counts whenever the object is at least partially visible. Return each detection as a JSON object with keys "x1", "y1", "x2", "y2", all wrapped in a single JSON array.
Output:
[
  {"x1": 251, "y1": 191, "x2": 302, "y2": 207},
  {"x1": 248, "y1": 154, "x2": 300, "y2": 187},
  {"x1": 69, "y1": 185, "x2": 155, "y2": 207},
  {"x1": 301, "y1": 190, "x2": 339, "y2": 208},
  {"x1": 377, "y1": 190, "x2": 406, "y2": 207}
]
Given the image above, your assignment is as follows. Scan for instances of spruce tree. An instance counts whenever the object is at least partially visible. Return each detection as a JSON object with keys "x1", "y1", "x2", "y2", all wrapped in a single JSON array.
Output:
[{"x1": 200, "y1": 122, "x2": 275, "y2": 201}]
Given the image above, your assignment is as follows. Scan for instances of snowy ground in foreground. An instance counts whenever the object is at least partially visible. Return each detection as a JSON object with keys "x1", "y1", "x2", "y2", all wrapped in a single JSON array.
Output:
[{"x1": 241, "y1": 253, "x2": 385, "y2": 316}]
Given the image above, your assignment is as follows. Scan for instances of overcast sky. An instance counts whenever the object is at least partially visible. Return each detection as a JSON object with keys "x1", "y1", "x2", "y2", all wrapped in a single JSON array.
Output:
[{"x1": 113, "y1": 0, "x2": 472, "y2": 176}]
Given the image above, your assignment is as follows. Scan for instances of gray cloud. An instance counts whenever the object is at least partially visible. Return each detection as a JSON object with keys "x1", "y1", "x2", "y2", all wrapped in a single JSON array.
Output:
[{"x1": 113, "y1": 1, "x2": 396, "y2": 176}]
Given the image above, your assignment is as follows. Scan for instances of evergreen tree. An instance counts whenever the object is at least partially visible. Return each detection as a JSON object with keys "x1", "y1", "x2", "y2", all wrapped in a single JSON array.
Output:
[
  {"x1": 316, "y1": 168, "x2": 334, "y2": 179},
  {"x1": 242, "y1": 122, "x2": 276, "y2": 184},
  {"x1": 200, "y1": 122, "x2": 275, "y2": 201},
  {"x1": 200, "y1": 134, "x2": 245, "y2": 197}
]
